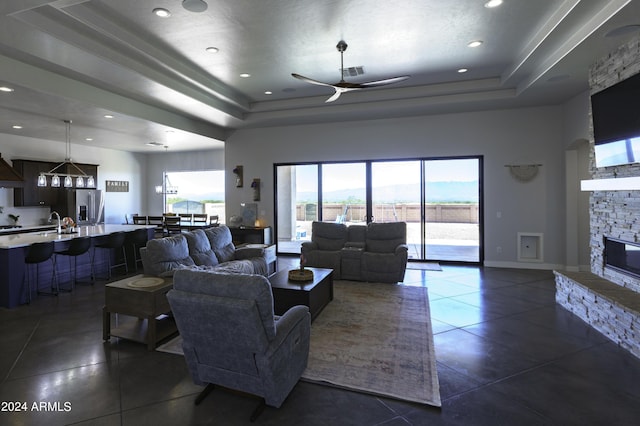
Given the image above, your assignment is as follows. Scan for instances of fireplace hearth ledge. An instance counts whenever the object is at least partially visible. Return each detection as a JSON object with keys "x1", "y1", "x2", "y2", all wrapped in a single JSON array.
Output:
[
  {"x1": 581, "y1": 176, "x2": 640, "y2": 191},
  {"x1": 554, "y1": 270, "x2": 640, "y2": 360}
]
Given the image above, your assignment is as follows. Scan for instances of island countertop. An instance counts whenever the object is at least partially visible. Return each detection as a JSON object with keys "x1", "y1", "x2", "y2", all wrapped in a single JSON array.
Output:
[{"x1": 0, "y1": 224, "x2": 155, "y2": 249}]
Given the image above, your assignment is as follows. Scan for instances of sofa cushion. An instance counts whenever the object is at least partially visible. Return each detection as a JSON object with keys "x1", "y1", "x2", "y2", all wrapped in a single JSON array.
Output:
[
  {"x1": 144, "y1": 235, "x2": 196, "y2": 276},
  {"x1": 184, "y1": 230, "x2": 219, "y2": 266},
  {"x1": 365, "y1": 222, "x2": 407, "y2": 253},
  {"x1": 205, "y1": 225, "x2": 236, "y2": 263},
  {"x1": 312, "y1": 221, "x2": 348, "y2": 251},
  {"x1": 346, "y1": 225, "x2": 367, "y2": 247}
]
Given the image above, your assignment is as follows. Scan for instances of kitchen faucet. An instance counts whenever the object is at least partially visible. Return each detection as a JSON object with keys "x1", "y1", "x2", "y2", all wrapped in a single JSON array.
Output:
[{"x1": 49, "y1": 211, "x2": 61, "y2": 234}]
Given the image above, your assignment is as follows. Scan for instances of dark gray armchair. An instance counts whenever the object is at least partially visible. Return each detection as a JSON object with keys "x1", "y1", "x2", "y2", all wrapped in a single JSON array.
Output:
[{"x1": 167, "y1": 269, "x2": 311, "y2": 420}]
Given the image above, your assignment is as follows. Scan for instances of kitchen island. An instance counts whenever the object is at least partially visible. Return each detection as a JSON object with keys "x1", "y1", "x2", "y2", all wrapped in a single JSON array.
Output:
[{"x1": 0, "y1": 224, "x2": 155, "y2": 308}]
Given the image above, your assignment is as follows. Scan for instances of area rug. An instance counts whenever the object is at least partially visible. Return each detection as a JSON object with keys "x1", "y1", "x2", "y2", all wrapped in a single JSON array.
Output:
[
  {"x1": 407, "y1": 262, "x2": 442, "y2": 271},
  {"x1": 156, "y1": 281, "x2": 441, "y2": 407},
  {"x1": 302, "y1": 280, "x2": 441, "y2": 407},
  {"x1": 156, "y1": 335, "x2": 184, "y2": 355}
]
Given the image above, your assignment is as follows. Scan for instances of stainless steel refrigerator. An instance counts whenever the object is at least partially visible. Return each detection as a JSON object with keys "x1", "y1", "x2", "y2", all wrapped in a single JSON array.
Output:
[{"x1": 66, "y1": 189, "x2": 104, "y2": 225}]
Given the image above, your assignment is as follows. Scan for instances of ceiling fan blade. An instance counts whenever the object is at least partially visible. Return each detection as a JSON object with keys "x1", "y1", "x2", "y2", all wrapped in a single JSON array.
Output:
[
  {"x1": 291, "y1": 41, "x2": 411, "y2": 102},
  {"x1": 291, "y1": 73, "x2": 334, "y2": 88},
  {"x1": 358, "y1": 75, "x2": 411, "y2": 88},
  {"x1": 325, "y1": 89, "x2": 342, "y2": 103}
]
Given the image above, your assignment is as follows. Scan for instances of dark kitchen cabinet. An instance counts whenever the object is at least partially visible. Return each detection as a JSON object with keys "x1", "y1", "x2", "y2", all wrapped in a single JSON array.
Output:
[
  {"x1": 13, "y1": 159, "x2": 98, "y2": 207},
  {"x1": 13, "y1": 160, "x2": 58, "y2": 206}
]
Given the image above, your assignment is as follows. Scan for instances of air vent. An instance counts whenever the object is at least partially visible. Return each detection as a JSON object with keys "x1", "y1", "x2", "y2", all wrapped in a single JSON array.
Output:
[
  {"x1": 342, "y1": 66, "x2": 365, "y2": 78},
  {"x1": 146, "y1": 141, "x2": 164, "y2": 147}
]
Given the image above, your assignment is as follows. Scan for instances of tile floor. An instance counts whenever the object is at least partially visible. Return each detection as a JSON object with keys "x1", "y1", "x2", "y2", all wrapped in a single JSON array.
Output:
[{"x1": 2, "y1": 258, "x2": 640, "y2": 425}]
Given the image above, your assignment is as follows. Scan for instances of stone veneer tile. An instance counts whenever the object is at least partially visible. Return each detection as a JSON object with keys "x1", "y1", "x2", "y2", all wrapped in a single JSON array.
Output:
[
  {"x1": 554, "y1": 271, "x2": 640, "y2": 360},
  {"x1": 587, "y1": 34, "x2": 640, "y2": 294}
]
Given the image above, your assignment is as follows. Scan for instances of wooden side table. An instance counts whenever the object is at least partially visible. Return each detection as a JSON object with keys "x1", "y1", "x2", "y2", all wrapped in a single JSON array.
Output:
[{"x1": 103, "y1": 274, "x2": 176, "y2": 350}]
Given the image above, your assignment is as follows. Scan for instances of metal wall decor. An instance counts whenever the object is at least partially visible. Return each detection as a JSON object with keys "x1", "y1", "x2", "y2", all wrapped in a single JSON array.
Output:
[{"x1": 505, "y1": 164, "x2": 542, "y2": 182}]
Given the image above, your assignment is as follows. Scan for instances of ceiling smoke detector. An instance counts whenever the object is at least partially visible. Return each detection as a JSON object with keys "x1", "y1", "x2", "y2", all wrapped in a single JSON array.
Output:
[{"x1": 182, "y1": 0, "x2": 208, "y2": 13}]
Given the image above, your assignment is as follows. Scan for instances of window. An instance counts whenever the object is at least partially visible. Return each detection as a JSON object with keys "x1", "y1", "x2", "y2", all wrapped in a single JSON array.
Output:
[{"x1": 163, "y1": 170, "x2": 225, "y2": 223}]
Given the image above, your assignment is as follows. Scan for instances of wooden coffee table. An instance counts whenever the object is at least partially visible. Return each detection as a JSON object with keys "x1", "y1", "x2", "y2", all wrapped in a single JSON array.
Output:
[
  {"x1": 268, "y1": 267, "x2": 333, "y2": 321},
  {"x1": 103, "y1": 274, "x2": 177, "y2": 350}
]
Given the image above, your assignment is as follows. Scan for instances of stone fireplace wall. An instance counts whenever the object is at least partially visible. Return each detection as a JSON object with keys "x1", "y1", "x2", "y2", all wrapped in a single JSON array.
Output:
[{"x1": 589, "y1": 35, "x2": 640, "y2": 293}]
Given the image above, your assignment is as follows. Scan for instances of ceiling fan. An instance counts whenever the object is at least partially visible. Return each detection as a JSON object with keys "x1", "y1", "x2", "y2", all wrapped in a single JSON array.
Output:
[{"x1": 292, "y1": 40, "x2": 410, "y2": 103}]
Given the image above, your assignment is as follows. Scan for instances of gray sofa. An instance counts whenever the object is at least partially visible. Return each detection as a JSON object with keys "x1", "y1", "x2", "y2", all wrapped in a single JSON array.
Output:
[
  {"x1": 140, "y1": 225, "x2": 268, "y2": 277},
  {"x1": 301, "y1": 221, "x2": 408, "y2": 283},
  {"x1": 167, "y1": 269, "x2": 310, "y2": 415}
]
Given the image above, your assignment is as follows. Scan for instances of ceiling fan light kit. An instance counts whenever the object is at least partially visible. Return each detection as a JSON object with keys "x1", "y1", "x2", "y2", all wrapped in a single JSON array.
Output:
[
  {"x1": 292, "y1": 40, "x2": 410, "y2": 103},
  {"x1": 182, "y1": 0, "x2": 208, "y2": 13}
]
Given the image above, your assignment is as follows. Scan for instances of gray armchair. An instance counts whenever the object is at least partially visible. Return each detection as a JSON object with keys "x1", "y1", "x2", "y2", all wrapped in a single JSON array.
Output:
[{"x1": 167, "y1": 269, "x2": 310, "y2": 421}]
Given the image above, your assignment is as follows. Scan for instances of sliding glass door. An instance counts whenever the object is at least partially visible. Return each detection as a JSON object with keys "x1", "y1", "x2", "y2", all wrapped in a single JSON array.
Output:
[
  {"x1": 322, "y1": 162, "x2": 367, "y2": 224},
  {"x1": 424, "y1": 158, "x2": 480, "y2": 262},
  {"x1": 371, "y1": 161, "x2": 422, "y2": 259},
  {"x1": 275, "y1": 157, "x2": 482, "y2": 263}
]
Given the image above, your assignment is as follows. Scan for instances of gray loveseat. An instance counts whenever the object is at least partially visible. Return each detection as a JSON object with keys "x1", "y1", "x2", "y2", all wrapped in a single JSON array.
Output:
[
  {"x1": 301, "y1": 221, "x2": 408, "y2": 283},
  {"x1": 140, "y1": 225, "x2": 268, "y2": 277}
]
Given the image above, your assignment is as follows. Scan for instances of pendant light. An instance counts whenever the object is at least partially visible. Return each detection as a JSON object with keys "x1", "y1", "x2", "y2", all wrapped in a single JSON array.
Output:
[{"x1": 37, "y1": 120, "x2": 95, "y2": 188}]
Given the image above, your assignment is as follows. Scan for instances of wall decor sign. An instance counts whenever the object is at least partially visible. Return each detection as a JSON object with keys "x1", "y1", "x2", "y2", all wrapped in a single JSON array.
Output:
[{"x1": 106, "y1": 180, "x2": 129, "y2": 192}]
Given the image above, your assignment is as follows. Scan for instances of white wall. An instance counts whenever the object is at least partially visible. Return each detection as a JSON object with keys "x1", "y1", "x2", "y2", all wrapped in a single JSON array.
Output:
[
  {"x1": 2, "y1": 100, "x2": 592, "y2": 270},
  {"x1": 562, "y1": 90, "x2": 592, "y2": 271},
  {"x1": 226, "y1": 105, "x2": 569, "y2": 268}
]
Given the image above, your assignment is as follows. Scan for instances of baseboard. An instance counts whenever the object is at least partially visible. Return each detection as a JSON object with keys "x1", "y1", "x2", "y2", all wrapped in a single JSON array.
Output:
[{"x1": 483, "y1": 260, "x2": 564, "y2": 270}]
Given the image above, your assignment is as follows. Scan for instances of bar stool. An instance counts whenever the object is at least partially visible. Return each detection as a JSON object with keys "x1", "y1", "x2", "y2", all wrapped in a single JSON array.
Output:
[
  {"x1": 55, "y1": 237, "x2": 93, "y2": 290},
  {"x1": 127, "y1": 228, "x2": 148, "y2": 272},
  {"x1": 92, "y1": 232, "x2": 128, "y2": 280},
  {"x1": 23, "y1": 241, "x2": 58, "y2": 304}
]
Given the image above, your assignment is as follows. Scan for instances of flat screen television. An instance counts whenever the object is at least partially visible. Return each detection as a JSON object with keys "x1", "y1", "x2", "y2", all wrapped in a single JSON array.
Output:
[{"x1": 590, "y1": 72, "x2": 640, "y2": 168}]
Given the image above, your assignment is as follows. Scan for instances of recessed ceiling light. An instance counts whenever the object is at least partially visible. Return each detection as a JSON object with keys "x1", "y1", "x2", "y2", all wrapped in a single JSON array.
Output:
[
  {"x1": 104, "y1": 114, "x2": 114, "y2": 119},
  {"x1": 468, "y1": 40, "x2": 483, "y2": 48},
  {"x1": 205, "y1": 46, "x2": 219, "y2": 53},
  {"x1": 240, "y1": 73, "x2": 251, "y2": 78},
  {"x1": 152, "y1": 8, "x2": 171, "y2": 18},
  {"x1": 182, "y1": 0, "x2": 208, "y2": 13},
  {"x1": 0, "y1": 86, "x2": 14, "y2": 92},
  {"x1": 264, "y1": 91, "x2": 273, "y2": 95},
  {"x1": 484, "y1": 0, "x2": 503, "y2": 8},
  {"x1": 12, "y1": 125, "x2": 23, "y2": 129},
  {"x1": 457, "y1": 68, "x2": 468, "y2": 73},
  {"x1": 85, "y1": 138, "x2": 93, "y2": 141}
]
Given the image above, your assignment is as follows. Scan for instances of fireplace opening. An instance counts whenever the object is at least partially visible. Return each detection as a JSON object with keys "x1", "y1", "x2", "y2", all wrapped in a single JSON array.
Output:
[{"x1": 605, "y1": 237, "x2": 640, "y2": 278}]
